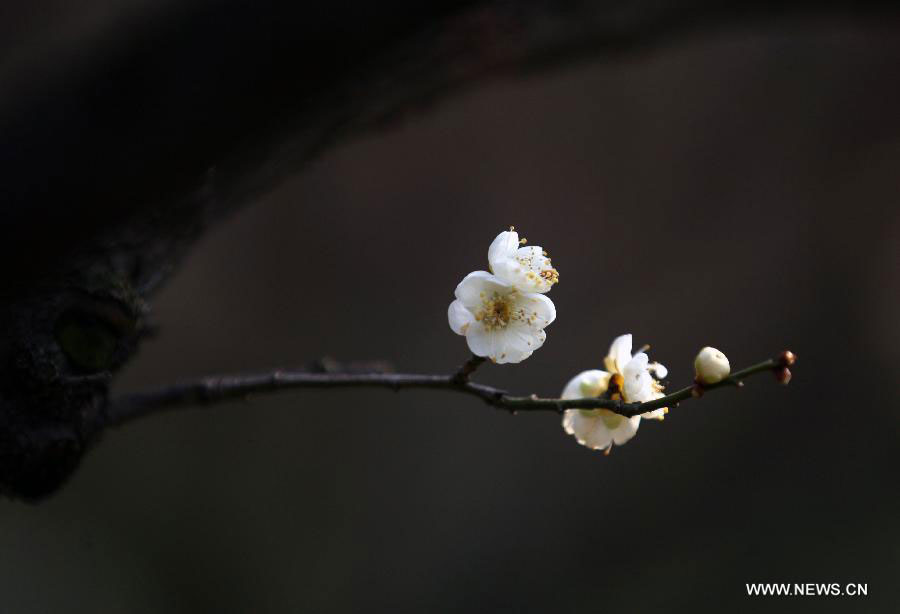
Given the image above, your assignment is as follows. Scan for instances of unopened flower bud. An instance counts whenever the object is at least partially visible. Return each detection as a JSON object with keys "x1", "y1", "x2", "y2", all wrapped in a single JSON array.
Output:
[
  {"x1": 774, "y1": 367, "x2": 792, "y2": 385},
  {"x1": 778, "y1": 350, "x2": 797, "y2": 367},
  {"x1": 694, "y1": 346, "x2": 731, "y2": 385}
]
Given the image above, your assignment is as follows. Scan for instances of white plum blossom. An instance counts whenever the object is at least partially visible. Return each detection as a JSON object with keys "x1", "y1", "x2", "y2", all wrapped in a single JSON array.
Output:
[
  {"x1": 487, "y1": 229, "x2": 559, "y2": 293},
  {"x1": 448, "y1": 229, "x2": 558, "y2": 364},
  {"x1": 561, "y1": 370, "x2": 641, "y2": 452},
  {"x1": 448, "y1": 271, "x2": 555, "y2": 364},
  {"x1": 694, "y1": 346, "x2": 730, "y2": 384},
  {"x1": 602, "y1": 333, "x2": 669, "y2": 420},
  {"x1": 561, "y1": 333, "x2": 669, "y2": 452}
]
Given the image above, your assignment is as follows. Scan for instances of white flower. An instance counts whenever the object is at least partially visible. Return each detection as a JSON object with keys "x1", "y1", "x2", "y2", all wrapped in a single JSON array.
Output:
[
  {"x1": 561, "y1": 333, "x2": 669, "y2": 452},
  {"x1": 602, "y1": 333, "x2": 669, "y2": 420},
  {"x1": 694, "y1": 346, "x2": 730, "y2": 385},
  {"x1": 448, "y1": 228, "x2": 559, "y2": 364},
  {"x1": 561, "y1": 370, "x2": 641, "y2": 451},
  {"x1": 488, "y1": 229, "x2": 559, "y2": 293},
  {"x1": 448, "y1": 271, "x2": 555, "y2": 364}
]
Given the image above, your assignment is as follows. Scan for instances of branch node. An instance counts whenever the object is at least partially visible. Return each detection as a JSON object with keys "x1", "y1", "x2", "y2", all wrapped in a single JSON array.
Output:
[
  {"x1": 452, "y1": 355, "x2": 487, "y2": 385},
  {"x1": 691, "y1": 381, "x2": 705, "y2": 398}
]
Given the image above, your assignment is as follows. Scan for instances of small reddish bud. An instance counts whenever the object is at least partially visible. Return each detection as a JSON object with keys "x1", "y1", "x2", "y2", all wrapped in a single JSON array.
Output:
[
  {"x1": 774, "y1": 367, "x2": 792, "y2": 385},
  {"x1": 778, "y1": 350, "x2": 797, "y2": 367}
]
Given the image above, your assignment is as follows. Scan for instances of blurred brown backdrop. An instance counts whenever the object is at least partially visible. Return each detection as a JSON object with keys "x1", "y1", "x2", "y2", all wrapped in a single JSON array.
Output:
[{"x1": 1, "y1": 18, "x2": 898, "y2": 614}]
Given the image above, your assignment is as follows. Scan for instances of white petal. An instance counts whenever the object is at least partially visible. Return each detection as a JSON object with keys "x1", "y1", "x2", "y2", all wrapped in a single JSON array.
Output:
[
  {"x1": 465, "y1": 323, "x2": 531, "y2": 363},
  {"x1": 583, "y1": 420, "x2": 614, "y2": 450},
  {"x1": 447, "y1": 300, "x2": 474, "y2": 335},
  {"x1": 562, "y1": 410, "x2": 613, "y2": 451},
  {"x1": 454, "y1": 271, "x2": 510, "y2": 309},
  {"x1": 502, "y1": 323, "x2": 546, "y2": 354},
  {"x1": 648, "y1": 362, "x2": 667, "y2": 379},
  {"x1": 641, "y1": 389, "x2": 668, "y2": 420},
  {"x1": 488, "y1": 230, "x2": 519, "y2": 267},
  {"x1": 491, "y1": 327, "x2": 536, "y2": 363},
  {"x1": 464, "y1": 323, "x2": 493, "y2": 358},
  {"x1": 604, "y1": 333, "x2": 633, "y2": 374},
  {"x1": 561, "y1": 370, "x2": 611, "y2": 400},
  {"x1": 511, "y1": 292, "x2": 556, "y2": 329},
  {"x1": 515, "y1": 245, "x2": 547, "y2": 263},
  {"x1": 489, "y1": 257, "x2": 529, "y2": 288},
  {"x1": 495, "y1": 348, "x2": 532, "y2": 364},
  {"x1": 623, "y1": 352, "x2": 654, "y2": 403},
  {"x1": 516, "y1": 246, "x2": 552, "y2": 281},
  {"x1": 641, "y1": 408, "x2": 666, "y2": 420},
  {"x1": 562, "y1": 409, "x2": 579, "y2": 435},
  {"x1": 611, "y1": 415, "x2": 642, "y2": 445},
  {"x1": 491, "y1": 243, "x2": 559, "y2": 293}
]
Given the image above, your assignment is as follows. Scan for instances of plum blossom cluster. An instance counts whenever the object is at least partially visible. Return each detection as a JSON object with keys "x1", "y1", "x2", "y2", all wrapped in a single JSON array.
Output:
[
  {"x1": 448, "y1": 228, "x2": 559, "y2": 364},
  {"x1": 445, "y1": 228, "x2": 762, "y2": 455},
  {"x1": 94, "y1": 225, "x2": 788, "y2": 472},
  {"x1": 561, "y1": 333, "x2": 669, "y2": 453}
]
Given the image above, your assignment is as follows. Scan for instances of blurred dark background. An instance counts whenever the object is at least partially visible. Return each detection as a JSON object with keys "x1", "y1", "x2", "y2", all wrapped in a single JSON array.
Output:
[{"x1": 1, "y1": 4, "x2": 899, "y2": 614}]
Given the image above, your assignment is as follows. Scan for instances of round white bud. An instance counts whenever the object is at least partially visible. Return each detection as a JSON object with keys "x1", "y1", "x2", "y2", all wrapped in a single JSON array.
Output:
[{"x1": 694, "y1": 346, "x2": 731, "y2": 385}]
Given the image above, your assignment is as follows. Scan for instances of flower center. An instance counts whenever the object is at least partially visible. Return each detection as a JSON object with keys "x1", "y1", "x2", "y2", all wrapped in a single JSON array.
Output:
[
  {"x1": 608, "y1": 373, "x2": 624, "y2": 397},
  {"x1": 540, "y1": 268, "x2": 559, "y2": 285},
  {"x1": 476, "y1": 293, "x2": 514, "y2": 331}
]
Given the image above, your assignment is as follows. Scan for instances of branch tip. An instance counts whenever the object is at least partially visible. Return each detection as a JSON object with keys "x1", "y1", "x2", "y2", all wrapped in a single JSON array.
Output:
[{"x1": 777, "y1": 350, "x2": 797, "y2": 367}]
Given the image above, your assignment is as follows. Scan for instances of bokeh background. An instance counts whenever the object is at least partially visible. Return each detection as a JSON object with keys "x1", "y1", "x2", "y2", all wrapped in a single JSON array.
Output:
[{"x1": 1, "y1": 15, "x2": 898, "y2": 614}]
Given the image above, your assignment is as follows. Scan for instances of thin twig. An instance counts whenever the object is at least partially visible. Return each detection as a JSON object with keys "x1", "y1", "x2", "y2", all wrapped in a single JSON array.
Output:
[{"x1": 105, "y1": 352, "x2": 794, "y2": 428}]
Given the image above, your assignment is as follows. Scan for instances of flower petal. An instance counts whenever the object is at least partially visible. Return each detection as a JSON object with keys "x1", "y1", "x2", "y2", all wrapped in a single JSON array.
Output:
[
  {"x1": 562, "y1": 410, "x2": 613, "y2": 451},
  {"x1": 641, "y1": 408, "x2": 666, "y2": 420},
  {"x1": 623, "y1": 352, "x2": 654, "y2": 403},
  {"x1": 488, "y1": 230, "x2": 519, "y2": 268},
  {"x1": 611, "y1": 415, "x2": 642, "y2": 445},
  {"x1": 490, "y1": 243, "x2": 559, "y2": 293},
  {"x1": 491, "y1": 327, "x2": 538, "y2": 363},
  {"x1": 464, "y1": 322, "x2": 493, "y2": 358},
  {"x1": 495, "y1": 348, "x2": 533, "y2": 364},
  {"x1": 604, "y1": 333, "x2": 633, "y2": 374},
  {"x1": 561, "y1": 370, "x2": 611, "y2": 400},
  {"x1": 447, "y1": 300, "x2": 475, "y2": 335},
  {"x1": 454, "y1": 271, "x2": 510, "y2": 309},
  {"x1": 465, "y1": 322, "x2": 532, "y2": 363},
  {"x1": 648, "y1": 362, "x2": 668, "y2": 379},
  {"x1": 489, "y1": 257, "x2": 528, "y2": 288},
  {"x1": 502, "y1": 323, "x2": 546, "y2": 354},
  {"x1": 512, "y1": 292, "x2": 556, "y2": 329}
]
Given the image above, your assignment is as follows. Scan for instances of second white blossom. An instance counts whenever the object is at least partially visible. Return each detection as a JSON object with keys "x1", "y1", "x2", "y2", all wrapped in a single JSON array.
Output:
[{"x1": 561, "y1": 333, "x2": 669, "y2": 452}]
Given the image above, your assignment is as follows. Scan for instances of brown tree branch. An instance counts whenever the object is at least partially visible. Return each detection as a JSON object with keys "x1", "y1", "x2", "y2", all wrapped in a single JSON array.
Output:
[{"x1": 106, "y1": 352, "x2": 796, "y2": 427}]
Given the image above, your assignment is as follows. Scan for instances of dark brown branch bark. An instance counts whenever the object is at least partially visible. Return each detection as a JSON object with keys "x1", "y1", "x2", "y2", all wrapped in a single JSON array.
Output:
[{"x1": 106, "y1": 352, "x2": 795, "y2": 427}]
